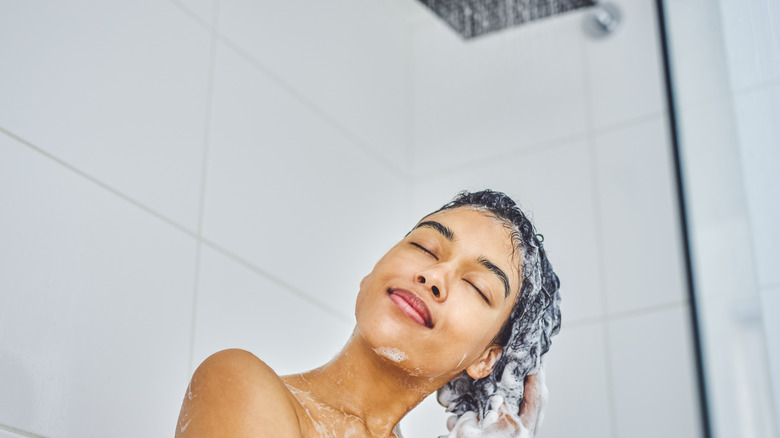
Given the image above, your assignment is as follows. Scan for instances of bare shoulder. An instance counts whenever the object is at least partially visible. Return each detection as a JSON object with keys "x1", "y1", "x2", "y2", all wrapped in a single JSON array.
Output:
[{"x1": 176, "y1": 349, "x2": 302, "y2": 438}]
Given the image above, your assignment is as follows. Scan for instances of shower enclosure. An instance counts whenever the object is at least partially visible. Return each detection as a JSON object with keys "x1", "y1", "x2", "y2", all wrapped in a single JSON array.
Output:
[{"x1": 0, "y1": 0, "x2": 777, "y2": 437}]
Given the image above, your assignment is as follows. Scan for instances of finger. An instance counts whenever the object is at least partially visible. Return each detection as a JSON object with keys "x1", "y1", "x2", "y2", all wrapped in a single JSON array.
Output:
[
  {"x1": 535, "y1": 366, "x2": 549, "y2": 429},
  {"x1": 519, "y1": 365, "x2": 549, "y2": 434}
]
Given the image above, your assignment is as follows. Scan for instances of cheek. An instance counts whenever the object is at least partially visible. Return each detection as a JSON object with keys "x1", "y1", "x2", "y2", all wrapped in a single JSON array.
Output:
[{"x1": 438, "y1": 307, "x2": 505, "y2": 357}]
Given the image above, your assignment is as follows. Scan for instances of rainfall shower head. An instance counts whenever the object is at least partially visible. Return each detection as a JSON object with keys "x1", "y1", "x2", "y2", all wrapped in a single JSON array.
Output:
[{"x1": 418, "y1": 0, "x2": 597, "y2": 39}]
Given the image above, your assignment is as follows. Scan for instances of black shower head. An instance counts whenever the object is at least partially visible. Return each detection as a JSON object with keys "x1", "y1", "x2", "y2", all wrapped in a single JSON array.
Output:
[{"x1": 418, "y1": 0, "x2": 596, "y2": 39}]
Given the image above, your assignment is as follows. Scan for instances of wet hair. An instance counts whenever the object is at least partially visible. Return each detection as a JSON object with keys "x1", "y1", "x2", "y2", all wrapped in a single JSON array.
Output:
[{"x1": 434, "y1": 190, "x2": 562, "y2": 419}]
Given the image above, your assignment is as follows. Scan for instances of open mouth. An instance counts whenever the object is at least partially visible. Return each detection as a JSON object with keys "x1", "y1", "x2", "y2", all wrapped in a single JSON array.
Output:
[{"x1": 388, "y1": 288, "x2": 433, "y2": 328}]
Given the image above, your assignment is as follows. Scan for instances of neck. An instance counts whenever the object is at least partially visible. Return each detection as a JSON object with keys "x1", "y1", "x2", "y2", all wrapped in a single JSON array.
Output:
[{"x1": 284, "y1": 328, "x2": 453, "y2": 437}]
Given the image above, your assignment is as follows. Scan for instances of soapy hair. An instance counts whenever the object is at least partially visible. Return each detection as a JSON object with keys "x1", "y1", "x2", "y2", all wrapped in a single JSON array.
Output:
[{"x1": 434, "y1": 190, "x2": 562, "y2": 420}]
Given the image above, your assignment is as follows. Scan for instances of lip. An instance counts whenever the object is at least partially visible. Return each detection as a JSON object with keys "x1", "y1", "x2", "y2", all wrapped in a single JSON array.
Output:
[{"x1": 388, "y1": 288, "x2": 433, "y2": 328}]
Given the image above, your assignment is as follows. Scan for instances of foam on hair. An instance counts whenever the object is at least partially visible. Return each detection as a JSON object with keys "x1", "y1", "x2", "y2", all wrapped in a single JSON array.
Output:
[{"x1": 434, "y1": 190, "x2": 562, "y2": 420}]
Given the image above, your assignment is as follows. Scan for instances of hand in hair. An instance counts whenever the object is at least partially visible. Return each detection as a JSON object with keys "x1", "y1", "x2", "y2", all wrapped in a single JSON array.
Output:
[{"x1": 445, "y1": 366, "x2": 548, "y2": 438}]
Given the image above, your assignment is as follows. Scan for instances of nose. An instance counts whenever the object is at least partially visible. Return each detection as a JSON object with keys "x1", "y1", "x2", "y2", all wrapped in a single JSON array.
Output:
[{"x1": 416, "y1": 271, "x2": 446, "y2": 301}]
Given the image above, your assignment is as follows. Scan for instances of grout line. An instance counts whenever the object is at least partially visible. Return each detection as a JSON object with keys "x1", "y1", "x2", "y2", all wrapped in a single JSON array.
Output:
[
  {"x1": 558, "y1": 299, "x2": 693, "y2": 330},
  {"x1": 0, "y1": 424, "x2": 46, "y2": 438},
  {"x1": 200, "y1": 238, "x2": 352, "y2": 323},
  {"x1": 170, "y1": 0, "x2": 410, "y2": 181},
  {"x1": 403, "y1": 23, "x2": 416, "y2": 184},
  {"x1": 580, "y1": 31, "x2": 619, "y2": 438},
  {"x1": 0, "y1": 126, "x2": 198, "y2": 241},
  {"x1": 411, "y1": 130, "x2": 589, "y2": 183},
  {"x1": 761, "y1": 280, "x2": 780, "y2": 291},
  {"x1": 672, "y1": 75, "x2": 780, "y2": 113},
  {"x1": 213, "y1": 32, "x2": 409, "y2": 181},
  {"x1": 591, "y1": 109, "x2": 667, "y2": 137},
  {"x1": 409, "y1": 109, "x2": 668, "y2": 184},
  {"x1": 187, "y1": 0, "x2": 221, "y2": 377},
  {"x1": 403, "y1": 21, "x2": 418, "y2": 222},
  {"x1": 168, "y1": 0, "x2": 213, "y2": 31},
  {"x1": 558, "y1": 314, "x2": 606, "y2": 330},
  {"x1": 604, "y1": 299, "x2": 690, "y2": 322},
  {"x1": 0, "y1": 125, "x2": 351, "y2": 332}
]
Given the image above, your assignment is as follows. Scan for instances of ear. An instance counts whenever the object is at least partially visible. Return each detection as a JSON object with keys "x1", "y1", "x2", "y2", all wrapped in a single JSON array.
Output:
[{"x1": 465, "y1": 345, "x2": 503, "y2": 379}]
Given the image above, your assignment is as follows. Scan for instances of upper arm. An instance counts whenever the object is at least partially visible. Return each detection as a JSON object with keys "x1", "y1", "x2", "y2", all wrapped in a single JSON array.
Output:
[{"x1": 176, "y1": 349, "x2": 301, "y2": 438}]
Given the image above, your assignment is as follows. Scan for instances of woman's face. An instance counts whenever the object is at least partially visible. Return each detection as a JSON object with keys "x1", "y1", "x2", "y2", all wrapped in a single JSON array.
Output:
[{"x1": 354, "y1": 207, "x2": 522, "y2": 381}]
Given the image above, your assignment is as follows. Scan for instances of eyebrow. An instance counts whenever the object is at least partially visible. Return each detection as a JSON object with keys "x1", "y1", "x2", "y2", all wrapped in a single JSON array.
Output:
[
  {"x1": 415, "y1": 220, "x2": 511, "y2": 299},
  {"x1": 416, "y1": 221, "x2": 454, "y2": 240},
  {"x1": 479, "y1": 257, "x2": 511, "y2": 299}
]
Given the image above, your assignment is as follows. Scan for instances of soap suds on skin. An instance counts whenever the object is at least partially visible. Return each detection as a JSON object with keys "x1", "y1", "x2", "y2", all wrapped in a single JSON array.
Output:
[{"x1": 374, "y1": 347, "x2": 408, "y2": 363}]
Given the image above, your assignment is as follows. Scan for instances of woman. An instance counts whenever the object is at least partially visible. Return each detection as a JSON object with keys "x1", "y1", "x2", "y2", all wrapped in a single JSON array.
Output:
[{"x1": 176, "y1": 190, "x2": 561, "y2": 437}]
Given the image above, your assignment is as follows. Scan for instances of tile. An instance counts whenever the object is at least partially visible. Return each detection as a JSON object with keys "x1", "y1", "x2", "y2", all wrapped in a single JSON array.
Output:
[
  {"x1": 676, "y1": 99, "x2": 744, "y2": 228},
  {"x1": 399, "y1": 393, "x2": 450, "y2": 438},
  {"x1": 374, "y1": 0, "x2": 431, "y2": 24},
  {"x1": 719, "y1": 0, "x2": 780, "y2": 90},
  {"x1": 662, "y1": 0, "x2": 731, "y2": 105},
  {"x1": 585, "y1": 0, "x2": 666, "y2": 128},
  {"x1": 0, "y1": 135, "x2": 197, "y2": 437},
  {"x1": 410, "y1": 10, "x2": 589, "y2": 173},
  {"x1": 217, "y1": 0, "x2": 408, "y2": 169},
  {"x1": 734, "y1": 84, "x2": 780, "y2": 288},
  {"x1": 594, "y1": 117, "x2": 687, "y2": 314},
  {"x1": 192, "y1": 246, "x2": 354, "y2": 375},
  {"x1": 688, "y1": 213, "x2": 758, "y2": 304},
  {"x1": 202, "y1": 42, "x2": 410, "y2": 320},
  {"x1": 696, "y1": 294, "x2": 777, "y2": 437},
  {"x1": 537, "y1": 322, "x2": 613, "y2": 438},
  {"x1": 760, "y1": 285, "x2": 780, "y2": 431},
  {"x1": 675, "y1": 99, "x2": 759, "y2": 301},
  {"x1": 172, "y1": 0, "x2": 217, "y2": 26},
  {"x1": 0, "y1": 1, "x2": 212, "y2": 232},
  {"x1": 411, "y1": 139, "x2": 603, "y2": 323},
  {"x1": 607, "y1": 305, "x2": 701, "y2": 438}
]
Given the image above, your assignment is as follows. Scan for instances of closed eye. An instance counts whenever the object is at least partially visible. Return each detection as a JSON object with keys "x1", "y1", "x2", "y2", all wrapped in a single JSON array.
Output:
[
  {"x1": 410, "y1": 242, "x2": 438, "y2": 260},
  {"x1": 464, "y1": 279, "x2": 490, "y2": 304}
]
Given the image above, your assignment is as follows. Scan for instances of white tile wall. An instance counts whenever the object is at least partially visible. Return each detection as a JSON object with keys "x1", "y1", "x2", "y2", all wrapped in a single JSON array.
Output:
[
  {"x1": 410, "y1": 10, "x2": 589, "y2": 173},
  {"x1": 585, "y1": 0, "x2": 666, "y2": 129},
  {"x1": 697, "y1": 294, "x2": 777, "y2": 438},
  {"x1": 594, "y1": 117, "x2": 687, "y2": 314},
  {"x1": 172, "y1": 0, "x2": 217, "y2": 26},
  {"x1": 202, "y1": 41, "x2": 410, "y2": 320},
  {"x1": 761, "y1": 285, "x2": 780, "y2": 429},
  {"x1": 676, "y1": 100, "x2": 743, "y2": 227},
  {"x1": 675, "y1": 99, "x2": 761, "y2": 304},
  {"x1": 192, "y1": 245, "x2": 354, "y2": 375},
  {"x1": 0, "y1": 429, "x2": 28, "y2": 438},
  {"x1": 0, "y1": 1, "x2": 212, "y2": 232},
  {"x1": 538, "y1": 322, "x2": 613, "y2": 438},
  {"x1": 400, "y1": 393, "x2": 450, "y2": 438},
  {"x1": 0, "y1": 0, "x2": 710, "y2": 436},
  {"x1": 411, "y1": 139, "x2": 603, "y2": 323},
  {"x1": 662, "y1": 0, "x2": 731, "y2": 105},
  {"x1": 608, "y1": 305, "x2": 701, "y2": 438},
  {"x1": 719, "y1": 0, "x2": 780, "y2": 90},
  {"x1": 0, "y1": 135, "x2": 197, "y2": 437},
  {"x1": 734, "y1": 84, "x2": 780, "y2": 288},
  {"x1": 217, "y1": 0, "x2": 408, "y2": 169}
]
